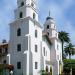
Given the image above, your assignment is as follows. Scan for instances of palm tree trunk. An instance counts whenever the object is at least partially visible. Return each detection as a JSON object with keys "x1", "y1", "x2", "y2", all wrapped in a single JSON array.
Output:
[
  {"x1": 69, "y1": 54, "x2": 71, "y2": 59},
  {"x1": 69, "y1": 54, "x2": 72, "y2": 75}
]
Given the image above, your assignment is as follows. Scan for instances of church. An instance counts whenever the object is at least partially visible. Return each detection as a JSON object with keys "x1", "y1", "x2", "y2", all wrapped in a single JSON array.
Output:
[{"x1": 4, "y1": 0, "x2": 62, "y2": 75}]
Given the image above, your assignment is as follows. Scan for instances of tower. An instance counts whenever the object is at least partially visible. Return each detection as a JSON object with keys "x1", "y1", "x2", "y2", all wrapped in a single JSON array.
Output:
[
  {"x1": 44, "y1": 13, "x2": 60, "y2": 75},
  {"x1": 44, "y1": 12, "x2": 58, "y2": 39},
  {"x1": 15, "y1": 0, "x2": 38, "y2": 21},
  {"x1": 9, "y1": 0, "x2": 42, "y2": 75}
]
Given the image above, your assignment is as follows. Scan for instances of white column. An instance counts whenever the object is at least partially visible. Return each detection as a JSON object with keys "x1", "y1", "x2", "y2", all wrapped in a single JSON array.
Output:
[
  {"x1": 25, "y1": 34, "x2": 30, "y2": 75},
  {"x1": 7, "y1": 54, "x2": 10, "y2": 64},
  {"x1": 53, "y1": 61, "x2": 59, "y2": 75}
]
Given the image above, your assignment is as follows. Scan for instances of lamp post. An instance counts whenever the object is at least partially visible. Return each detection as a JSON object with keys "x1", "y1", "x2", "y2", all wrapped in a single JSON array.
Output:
[{"x1": 10, "y1": 70, "x2": 13, "y2": 75}]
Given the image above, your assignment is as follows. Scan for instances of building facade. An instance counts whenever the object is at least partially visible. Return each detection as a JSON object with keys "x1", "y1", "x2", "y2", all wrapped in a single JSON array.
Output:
[
  {"x1": 0, "y1": 42, "x2": 8, "y2": 64},
  {"x1": 6, "y1": 0, "x2": 62, "y2": 75}
]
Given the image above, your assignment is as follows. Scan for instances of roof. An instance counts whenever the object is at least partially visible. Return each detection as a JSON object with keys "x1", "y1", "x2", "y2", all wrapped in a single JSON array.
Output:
[
  {"x1": 10, "y1": 17, "x2": 43, "y2": 28},
  {"x1": 0, "y1": 43, "x2": 8, "y2": 48},
  {"x1": 46, "y1": 16, "x2": 53, "y2": 20},
  {"x1": 27, "y1": 17, "x2": 43, "y2": 28}
]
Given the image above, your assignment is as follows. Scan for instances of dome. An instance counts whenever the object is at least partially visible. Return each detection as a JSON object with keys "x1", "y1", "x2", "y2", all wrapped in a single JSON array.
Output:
[{"x1": 46, "y1": 16, "x2": 53, "y2": 20}]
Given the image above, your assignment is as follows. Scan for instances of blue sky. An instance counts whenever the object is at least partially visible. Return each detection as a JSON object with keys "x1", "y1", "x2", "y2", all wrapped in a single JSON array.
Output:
[
  {"x1": 0, "y1": 0, "x2": 75, "y2": 50},
  {"x1": 38, "y1": 0, "x2": 75, "y2": 43}
]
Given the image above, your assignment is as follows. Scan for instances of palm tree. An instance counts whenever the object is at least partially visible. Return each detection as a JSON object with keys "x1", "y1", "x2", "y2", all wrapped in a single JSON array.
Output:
[
  {"x1": 64, "y1": 43, "x2": 75, "y2": 59},
  {"x1": 58, "y1": 31, "x2": 70, "y2": 60},
  {"x1": 64, "y1": 43, "x2": 75, "y2": 75}
]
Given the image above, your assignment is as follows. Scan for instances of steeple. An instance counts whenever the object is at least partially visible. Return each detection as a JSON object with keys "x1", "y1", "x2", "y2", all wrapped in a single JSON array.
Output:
[
  {"x1": 46, "y1": 11, "x2": 53, "y2": 20},
  {"x1": 44, "y1": 12, "x2": 58, "y2": 39},
  {"x1": 14, "y1": 0, "x2": 38, "y2": 21},
  {"x1": 49, "y1": 11, "x2": 50, "y2": 16}
]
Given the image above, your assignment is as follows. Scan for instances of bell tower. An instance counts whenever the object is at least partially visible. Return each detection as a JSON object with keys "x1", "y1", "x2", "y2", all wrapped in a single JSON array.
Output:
[
  {"x1": 44, "y1": 12, "x2": 58, "y2": 39},
  {"x1": 15, "y1": 0, "x2": 38, "y2": 21},
  {"x1": 9, "y1": 0, "x2": 42, "y2": 75}
]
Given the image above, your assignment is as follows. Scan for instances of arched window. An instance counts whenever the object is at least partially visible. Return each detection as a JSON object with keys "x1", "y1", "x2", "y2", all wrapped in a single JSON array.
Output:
[
  {"x1": 46, "y1": 66, "x2": 48, "y2": 72},
  {"x1": 17, "y1": 62, "x2": 21, "y2": 69},
  {"x1": 35, "y1": 62, "x2": 38, "y2": 69},
  {"x1": 31, "y1": 2, "x2": 34, "y2": 7},
  {"x1": 3, "y1": 60, "x2": 6, "y2": 64},
  {"x1": 19, "y1": 12, "x2": 23, "y2": 18},
  {"x1": 33, "y1": 13, "x2": 35, "y2": 19},
  {"x1": 47, "y1": 32, "x2": 49, "y2": 36},
  {"x1": 17, "y1": 28, "x2": 21, "y2": 36},
  {"x1": 17, "y1": 44, "x2": 21, "y2": 51},
  {"x1": 35, "y1": 30, "x2": 37, "y2": 37},
  {"x1": 35, "y1": 45, "x2": 38, "y2": 52},
  {"x1": 47, "y1": 25, "x2": 49, "y2": 29},
  {"x1": 21, "y1": 2, "x2": 24, "y2": 7}
]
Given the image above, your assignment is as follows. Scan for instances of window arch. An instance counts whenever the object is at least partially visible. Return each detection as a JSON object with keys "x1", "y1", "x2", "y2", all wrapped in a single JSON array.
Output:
[
  {"x1": 31, "y1": 2, "x2": 34, "y2": 7},
  {"x1": 35, "y1": 30, "x2": 37, "y2": 37},
  {"x1": 47, "y1": 25, "x2": 49, "y2": 29},
  {"x1": 17, "y1": 44, "x2": 21, "y2": 51},
  {"x1": 3, "y1": 60, "x2": 6, "y2": 64},
  {"x1": 46, "y1": 66, "x2": 48, "y2": 72},
  {"x1": 19, "y1": 12, "x2": 23, "y2": 18},
  {"x1": 17, "y1": 28, "x2": 21, "y2": 36},
  {"x1": 21, "y1": 2, "x2": 24, "y2": 7}
]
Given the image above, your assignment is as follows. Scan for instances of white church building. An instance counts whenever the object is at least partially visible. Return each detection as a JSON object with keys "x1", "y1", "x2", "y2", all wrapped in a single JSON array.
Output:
[{"x1": 6, "y1": 0, "x2": 62, "y2": 75}]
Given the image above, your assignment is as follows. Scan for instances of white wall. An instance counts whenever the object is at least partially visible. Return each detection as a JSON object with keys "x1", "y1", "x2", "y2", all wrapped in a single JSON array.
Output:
[
  {"x1": 42, "y1": 36, "x2": 51, "y2": 71},
  {"x1": 15, "y1": 0, "x2": 38, "y2": 21},
  {"x1": 29, "y1": 20, "x2": 42, "y2": 75},
  {"x1": 9, "y1": 18, "x2": 29, "y2": 75}
]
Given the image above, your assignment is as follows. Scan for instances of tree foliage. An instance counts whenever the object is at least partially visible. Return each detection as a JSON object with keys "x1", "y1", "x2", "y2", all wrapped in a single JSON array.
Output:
[
  {"x1": 58, "y1": 31, "x2": 70, "y2": 43},
  {"x1": 64, "y1": 43, "x2": 75, "y2": 59},
  {"x1": 63, "y1": 59, "x2": 75, "y2": 74},
  {"x1": 58, "y1": 31, "x2": 70, "y2": 59}
]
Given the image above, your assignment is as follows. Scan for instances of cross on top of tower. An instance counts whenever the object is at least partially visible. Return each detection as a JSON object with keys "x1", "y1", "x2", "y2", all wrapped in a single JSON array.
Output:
[
  {"x1": 49, "y1": 11, "x2": 50, "y2": 17},
  {"x1": 46, "y1": 11, "x2": 53, "y2": 20}
]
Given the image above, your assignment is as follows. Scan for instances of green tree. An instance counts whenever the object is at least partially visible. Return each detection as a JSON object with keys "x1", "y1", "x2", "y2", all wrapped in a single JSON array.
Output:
[
  {"x1": 58, "y1": 31, "x2": 70, "y2": 60},
  {"x1": 64, "y1": 43, "x2": 75, "y2": 59},
  {"x1": 40, "y1": 70, "x2": 47, "y2": 75},
  {"x1": 63, "y1": 59, "x2": 75, "y2": 75}
]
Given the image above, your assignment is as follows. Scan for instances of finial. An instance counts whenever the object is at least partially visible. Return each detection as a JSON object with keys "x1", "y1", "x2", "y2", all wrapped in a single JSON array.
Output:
[
  {"x1": 49, "y1": 10, "x2": 50, "y2": 17},
  {"x1": 46, "y1": 10, "x2": 53, "y2": 20}
]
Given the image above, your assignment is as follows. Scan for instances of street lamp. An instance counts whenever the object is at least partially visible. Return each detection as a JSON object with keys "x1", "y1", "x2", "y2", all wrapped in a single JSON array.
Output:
[{"x1": 10, "y1": 70, "x2": 13, "y2": 75}]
